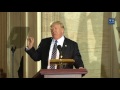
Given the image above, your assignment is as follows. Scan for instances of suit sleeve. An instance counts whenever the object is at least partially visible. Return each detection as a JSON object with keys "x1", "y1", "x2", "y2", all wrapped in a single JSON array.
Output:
[{"x1": 73, "y1": 42, "x2": 84, "y2": 68}]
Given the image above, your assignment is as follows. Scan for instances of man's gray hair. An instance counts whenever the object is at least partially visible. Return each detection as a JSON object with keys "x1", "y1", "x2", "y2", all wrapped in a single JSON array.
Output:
[{"x1": 50, "y1": 21, "x2": 64, "y2": 29}]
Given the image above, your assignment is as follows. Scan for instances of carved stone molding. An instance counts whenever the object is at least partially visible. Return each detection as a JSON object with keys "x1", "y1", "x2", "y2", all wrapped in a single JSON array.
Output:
[
  {"x1": 116, "y1": 27, "x2": 120, "y2": 33},
  {"x1": 116, "y1": 27, "x2": 120, "y2": 51}
]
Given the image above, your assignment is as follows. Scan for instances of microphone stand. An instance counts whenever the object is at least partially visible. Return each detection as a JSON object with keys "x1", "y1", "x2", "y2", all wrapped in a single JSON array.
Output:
[
  {"x1": 11, "y1": 46, "x2": 16, "y2": 78},
  {"x1": 59, "y1": 51, "x2": 63, "y2": 69},
  {"x1": 57, "y1": 45, "x2": 63, "y2": 69}
]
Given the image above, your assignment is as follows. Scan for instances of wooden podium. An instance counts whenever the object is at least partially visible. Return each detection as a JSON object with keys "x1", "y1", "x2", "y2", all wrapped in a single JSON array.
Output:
[
  {"x1": 40, "y1": 68, "x2": 87, "y2": 78},
  {"x1": 50, "y1": 59, "x2": 75, "y2": 69},
  {"x1": 32, "y1": 59, "x2": 87, "y2": 78}
]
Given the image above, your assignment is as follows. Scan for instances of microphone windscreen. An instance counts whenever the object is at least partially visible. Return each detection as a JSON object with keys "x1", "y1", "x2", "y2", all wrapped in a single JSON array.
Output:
[{"x1": 57, "y1": 45, "x2": 61, "y2": 51}]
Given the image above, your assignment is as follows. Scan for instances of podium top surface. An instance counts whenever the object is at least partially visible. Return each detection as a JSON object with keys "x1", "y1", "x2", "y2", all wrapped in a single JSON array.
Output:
[
  {"x1": 40, "y1": 69, "x2": 88, "y2": 75},
  {"x1": 50, "y1": 59, "x2": 75, "y2": 64}
]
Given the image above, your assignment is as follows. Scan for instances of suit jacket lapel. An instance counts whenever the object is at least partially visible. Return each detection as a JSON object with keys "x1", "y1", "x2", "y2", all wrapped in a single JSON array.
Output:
[
  {"x1": 46, "y1": 38, "x2": 52, "y2": 61},
  {"x1": 62, "y1": 37, "x2": 68, "y2": 58}
]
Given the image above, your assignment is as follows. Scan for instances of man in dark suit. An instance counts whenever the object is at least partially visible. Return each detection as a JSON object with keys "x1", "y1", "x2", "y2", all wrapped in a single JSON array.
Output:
[{"x1": 25, "y1": 21, "x2": 84, "y2": 73}]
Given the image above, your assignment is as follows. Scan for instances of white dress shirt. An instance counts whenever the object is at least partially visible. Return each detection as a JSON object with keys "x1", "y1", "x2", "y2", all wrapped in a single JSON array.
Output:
[{"x1": 47, "y1": 36, "x2": 65, "y2": 69}]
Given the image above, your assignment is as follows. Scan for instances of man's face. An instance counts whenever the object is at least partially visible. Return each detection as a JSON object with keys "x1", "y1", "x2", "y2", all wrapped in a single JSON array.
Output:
[{"x1": 50, "y1": 24, "x2": 64, "y2": 40}]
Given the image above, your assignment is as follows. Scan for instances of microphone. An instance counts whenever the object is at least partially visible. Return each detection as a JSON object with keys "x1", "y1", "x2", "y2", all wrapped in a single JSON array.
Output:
[{"x1": 57, "y1": 45, "x2": 63, "y2": 59}]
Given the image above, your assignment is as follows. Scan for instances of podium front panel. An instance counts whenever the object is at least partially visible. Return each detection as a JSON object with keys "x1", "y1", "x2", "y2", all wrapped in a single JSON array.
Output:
[
  {"x1": 39, "y1": 69, "x2": 87, "y2": 78},
  {"x1": 44, "y1": 74, "x2": 81, "y2": 78}
]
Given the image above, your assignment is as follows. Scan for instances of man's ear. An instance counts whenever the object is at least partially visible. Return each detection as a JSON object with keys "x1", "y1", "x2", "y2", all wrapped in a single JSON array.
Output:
[{"x1": 62, "y1": 29, "x2": 64, "y2": 33}]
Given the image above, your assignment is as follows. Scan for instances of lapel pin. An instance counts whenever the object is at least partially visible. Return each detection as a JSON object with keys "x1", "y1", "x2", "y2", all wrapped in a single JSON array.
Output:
[{"x1": 65, "y1": 45, "x2": 67, "y2": 47}]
